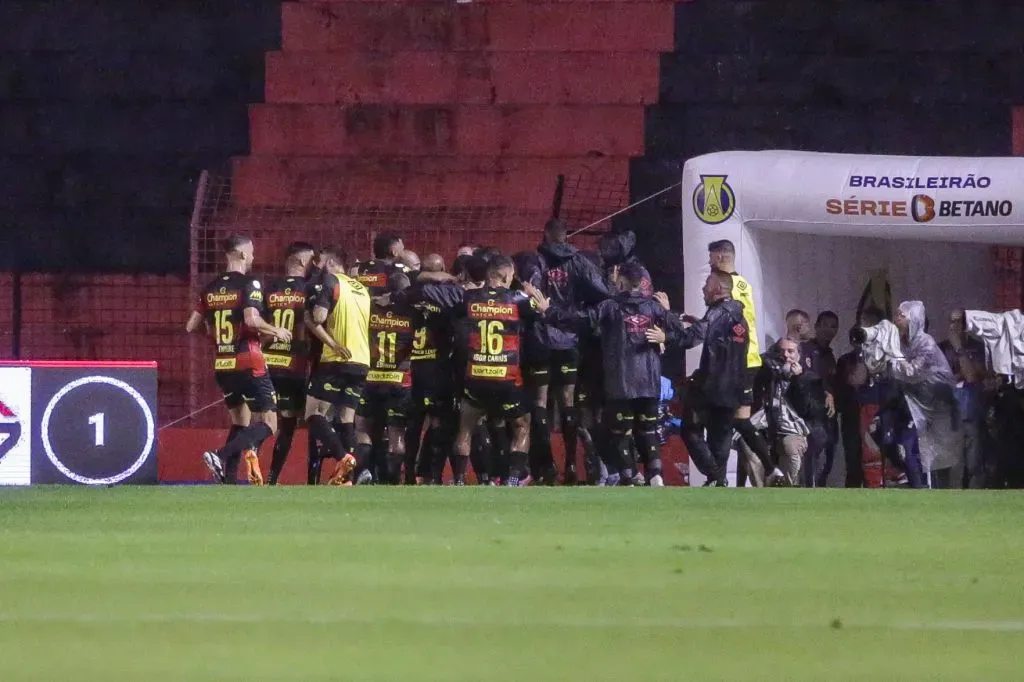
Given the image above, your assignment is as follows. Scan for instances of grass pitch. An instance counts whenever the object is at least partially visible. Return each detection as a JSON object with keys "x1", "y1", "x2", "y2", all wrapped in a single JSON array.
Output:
[{"x1": 1, "y1": 487, "x2": 1023, "y2": 681}]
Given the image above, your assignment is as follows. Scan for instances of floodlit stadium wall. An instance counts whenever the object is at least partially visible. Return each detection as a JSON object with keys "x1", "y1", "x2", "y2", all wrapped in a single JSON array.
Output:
[{"x1": 681, "y1": 150, "x2": 1024, "y2": 485}]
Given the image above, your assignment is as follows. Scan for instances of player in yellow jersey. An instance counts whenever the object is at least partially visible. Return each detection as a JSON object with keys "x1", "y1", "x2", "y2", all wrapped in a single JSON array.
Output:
[
  {"x1": 304, "y1": 246, "x2": 371, "y2": 485},
  {"x1": 708, "y1": 240, "x2": 783, "y2": 485}
]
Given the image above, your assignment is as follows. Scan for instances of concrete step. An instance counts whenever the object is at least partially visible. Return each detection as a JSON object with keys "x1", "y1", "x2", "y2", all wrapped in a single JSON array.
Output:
[{"x1": 249, "y1": 103, "x2": 644, "y2": 157}]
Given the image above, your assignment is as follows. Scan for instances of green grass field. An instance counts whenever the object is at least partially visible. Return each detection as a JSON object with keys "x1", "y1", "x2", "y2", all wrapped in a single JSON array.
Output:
[{"x1": 1, "y1": 488, "x2": 1023, "y2": 681}]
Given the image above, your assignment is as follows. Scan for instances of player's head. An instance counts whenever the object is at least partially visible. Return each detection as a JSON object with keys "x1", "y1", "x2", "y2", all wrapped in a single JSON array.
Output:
[
  {"x1": 486, "y1": 255, "x2": 515, "y2": 288},
  {"x1": 284, "y1": 241, "x2": 315, "y2": 275},
  {"x1": 465, "y1": 255, "x2": 489, "y2": 286},
  {"x1": 708, "y1": 239, "x2": 735, "y2": 270},
  {"x1": 319, "y1": 246, "x2": 348, "y2": 275},
  {"x1": 457, "y1": 242, "x2": 479, "y2": 258},
  {"x1": 398, "y1": 249, "x2": 421, "y2": 273},
  {"x1": 388, "y1": 271, "x2": 411, "y2": 294},
  {"x1": 224, "y1": 235, "x2": 254, "y2": 273},
  {"x1": 422, "y1": 253, "x2": 446, "y2": 273},
  {"x1": 702, "y1": 270, "x2": 732, "y2": 306},
  {"x1": 373, "y1": 232, "x2": 404, "y2": 260},
  {"x1": 786, "y1": 309, "x2": 812, "y2": 341},
  {"x1": 544, "y1": 218, "x2": 568, "y2": 245},
  {"x1": 616, "y1": 261, "x2": 648, "y2": 294}
]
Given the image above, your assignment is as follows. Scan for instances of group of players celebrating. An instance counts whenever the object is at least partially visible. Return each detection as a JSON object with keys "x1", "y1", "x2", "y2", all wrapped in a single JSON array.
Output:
[{"x1": 188, "y1": 219, "x2": 702, "y2": 487}]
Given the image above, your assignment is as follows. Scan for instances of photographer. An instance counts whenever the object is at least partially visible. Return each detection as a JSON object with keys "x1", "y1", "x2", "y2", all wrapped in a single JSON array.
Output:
[
  {"x1": 752, "y1": 338, "x2": 827, "y2": 486},
  {"x1": 853, "y1": 301, "x2": 958, "y2": 488}
]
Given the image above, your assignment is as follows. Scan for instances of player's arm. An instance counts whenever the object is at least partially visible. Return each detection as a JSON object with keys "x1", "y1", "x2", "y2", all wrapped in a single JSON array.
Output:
[
  {"x1": 185, "y1": 311, "x2": 205, "y2": 334},
  {"x1": 242, "y1": 280, "x2": 291, "y2": 342}
]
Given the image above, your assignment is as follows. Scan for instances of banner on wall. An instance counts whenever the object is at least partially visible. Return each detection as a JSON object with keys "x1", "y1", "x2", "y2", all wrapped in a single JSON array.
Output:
[
  {"x1": 0, "y1": 361, "x2": 157, "y2": 486},
  {"x1": 681, "y1": 150, "x2": 1024, "y2": 486}
]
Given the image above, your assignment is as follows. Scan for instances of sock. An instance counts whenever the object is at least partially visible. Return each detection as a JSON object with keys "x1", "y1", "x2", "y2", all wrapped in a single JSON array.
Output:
[
  {"x1": 531, "y1": 406, "x2": 554, "y2": 477},
  {"x1": 218, "y1": 422, "x2": 272, "y2": 485},
  {"x1": 483, "y1": 419, "x2": 507, "y2": 477},
  {"x1": 561, "y1": 407, "x2": 579, "y2": 475},
  {"x1": 635, "y1": 428, "x2": 662, "y2": 481},
  {"x1": 337, "y1": 421, "x2": 357, "y2": 455},
  {"x1": 405, "y1": 410, "x2": 427, "y2": 483},
  {"x1": 225, "y1": 424, "x2": 244, "y2": 448},
  {"x1": 353, "y1": 443, "x2": 373, "y2": 470},
  {"x1": 269, "y1": 417, "x2": 297, "y2": 485},
  {"x1": 452, "y1": 454, "x2": 469, "y2": 485},
  {"x1": 307, "y1": 427, "x2": 322, "y2": 485},
  {"x1": 469, "y1": 425, "x2": 490, "y2": 483},
  {"x1": 506, "y1": 450, "x2": 529, "y2": 486},
  {"x1": 307, "y1": 415, "x2": 345, "y2": 460},
  {"x1": 386, "y1": 449, "x2": 404, "y2": 485}
]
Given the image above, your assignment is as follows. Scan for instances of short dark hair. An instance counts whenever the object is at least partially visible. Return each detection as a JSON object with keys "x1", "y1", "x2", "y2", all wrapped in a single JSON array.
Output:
[
  {"x1": 452, "y1": 254, "x2": 473, "y2": 279},
  {"x1": 786, "y1": 309, "x2": 810, "y2": 321},
  {"x1": 619, "y1": 262, "x2": 648, "y2": 290},
  {"x1": 816, "y1": 310, "x2": 839, "y2": 325},
  {"x1": 710, "y1": 270, "x2": 733, "y2": 293},
  {"x1": 466, "y1": 255, "x2": 489, "y2": 283},
  {"x1": 223, "y1": 234, "x2": 252, "y2": 254},
  {"x1": 388, "y1": 272, "x2": 411, "y2": 293},
  {"x1": 486, "y1": 255, "x2": 515, "y2": 280},
  {"x1": 319, "y1": 245, "x2": 348, "y2": 268},
  {"x1": 476, "y1": 246, "x2": 502, "y2": 263},
  {"x1": 285, "y1": 241, "x2": 315, "y2": 259},
  {"x1": 545, "y1": 218, "x2": 568, "y2": 244},
  {"x1": 708, "y1": 239, "x2": 735, "y2": 255},
  {"x1": 372, "y1": 232, "x2": 402, "y2": 259}
]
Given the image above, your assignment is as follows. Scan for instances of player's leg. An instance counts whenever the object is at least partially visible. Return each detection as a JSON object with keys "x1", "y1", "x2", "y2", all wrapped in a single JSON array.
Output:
[
  {"x1": 604, "y1": 401, "x2": 635, "y2": 485},
  {"x1": 353, "y1": 407, "x2": 376, "y2": 485},
  {"x1": 381, "y1": 388, "x2": 411, "y2": 484},
  {"x1": 551, "y1": 349, "x2": 580, "y2": 484},
  {"x1": 206, "y1": 373, "x2": 277, "y2": 485},
  {"x1": 633, "y1": 399, "x2": 664, "y2": 486},
  {"x1": 505, "y1": 398, "x2": 532, "y2": 487},
  {"x1": 528, "y1": 349, "x2": 556, "y2": 483},
  {"x1": 203, "y1": 372, "x2": 250, "y2": 483},
  {"x1": 404, "y1": 399, "x2": 428, "y2": 484},
  {"x1": 454, "y1": 396, "x2": 485, "y2": 486},
  {"x1": 268, "y1": 377, "x2": 302, "y2": 485}
]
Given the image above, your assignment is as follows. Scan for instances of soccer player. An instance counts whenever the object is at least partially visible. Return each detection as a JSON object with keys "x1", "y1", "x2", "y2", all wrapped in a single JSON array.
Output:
[
  {"x1": 390, "y1": 256, "x2": 538, "y2": 485},
  {"x1": 263, "y1": 241, "x2": 315, "y2": 485},
  {"x1": 304, "y1": 246, "x2": 372, "y2": 485},
  {"x1": 356, "y1": 272, "x2": 417, "y2": 484},
  {"x1": 707, "y1": 240, "x2": 778, "y2": 481},
  {"x1": 529, "y1": 263, "x2": 684, "y2": 486},
  {"x1": 405, "y1": 253, "x2": 457, "y2": 484},
  {"x1": 357, "y1": 232, "x2": 409, "y2": 297},
  {"x1": 527, "y1": 219, "x2": 610, "y2": 483},
  {"x1": 187, "y1": 235, "x2": 291, "y2": 485}
]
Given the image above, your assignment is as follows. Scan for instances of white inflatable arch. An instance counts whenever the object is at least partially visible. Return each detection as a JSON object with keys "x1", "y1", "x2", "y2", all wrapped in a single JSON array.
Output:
[{"x1": 682, "y1": 150, "x2": 1024, "y2": 366}]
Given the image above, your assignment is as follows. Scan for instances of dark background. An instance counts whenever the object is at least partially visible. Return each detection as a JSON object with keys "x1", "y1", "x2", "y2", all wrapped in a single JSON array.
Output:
[{"x1": 1, "y1": 0, "x2": 1021, "y2": 276}]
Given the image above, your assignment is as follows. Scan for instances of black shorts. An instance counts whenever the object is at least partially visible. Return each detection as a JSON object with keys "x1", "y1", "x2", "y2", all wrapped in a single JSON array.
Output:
[
  {"x1": 412, "y1": 361, "x2": 455, "y2": 416},
  {"x1": 215, "y1": 370, "x2": 277, "y2": 413},
  {"x1": 271, "y1": 373, "x2": 306, "y2": 414},
  {"x1": 357, "y1": 383, "x2": 412, "y2": 427},
  {"x1": 527, "y1": 347, "x2": 581, "y2": 387},
  {"x1": 739, "y1": 366, "x2": 759, "y2": 407},
  {"x1": 605, "y1": 398, "x2": 659, "y2": 433},
  {"x1": 308, "y1": 365, "x2": 367, "y2": 408},
  {"x1": 462, "y1": 382, "x2": 528, "y2": 420}
]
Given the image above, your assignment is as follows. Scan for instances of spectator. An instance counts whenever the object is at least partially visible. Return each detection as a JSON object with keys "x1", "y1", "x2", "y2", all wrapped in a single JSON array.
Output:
[{"x1": 940, "y1": 310, "x2": 988, "y2": 488}]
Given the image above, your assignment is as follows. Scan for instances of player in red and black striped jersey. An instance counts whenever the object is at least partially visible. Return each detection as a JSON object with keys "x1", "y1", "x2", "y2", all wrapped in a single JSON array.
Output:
[
  {"x1": 263, "y1": 241, "x2": 315, "y2": 485},
  {"x1": 355, "y1": 272, "x2": 418, "y2": 483},
  {"x1": 405, "y1": 254, "x2": 459, "y2": 484},
  {"x1": 392, "y1": 256, "x2": 540, "y2": 485},
  {"x1": 356, "y1": 232, "x2": 411, "y2": 297},
  {"x1": 186, "y1": 235, "x2": 291, "y2": 485}
]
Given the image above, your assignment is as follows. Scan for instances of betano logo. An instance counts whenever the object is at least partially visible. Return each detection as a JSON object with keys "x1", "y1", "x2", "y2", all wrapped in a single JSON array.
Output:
[
  {"x1": 693, "y1": 175, "x2": 736, "y2": 225},
  {"x1": 0, "y1": 399, "x2": 22, "y2": 464}
]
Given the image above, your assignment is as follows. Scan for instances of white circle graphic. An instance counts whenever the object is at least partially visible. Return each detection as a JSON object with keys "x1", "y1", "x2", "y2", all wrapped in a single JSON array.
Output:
[{"x1": 40, "y1": 375, "x2": 155, "y2": 485}]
